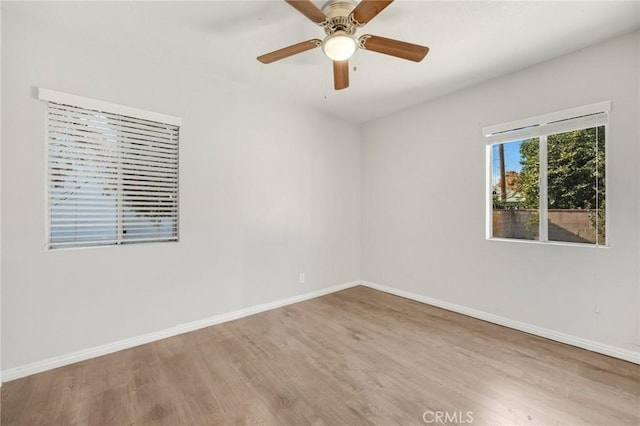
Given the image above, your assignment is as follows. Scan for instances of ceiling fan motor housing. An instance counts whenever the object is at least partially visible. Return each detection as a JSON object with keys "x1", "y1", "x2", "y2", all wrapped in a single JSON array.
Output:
[{"x1": 321, "y1": 0, "x2": 358, "y2": 35}]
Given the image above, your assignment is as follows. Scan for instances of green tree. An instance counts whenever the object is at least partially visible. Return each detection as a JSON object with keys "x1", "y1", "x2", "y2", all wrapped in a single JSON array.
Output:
[
  {"x1": 548, "y1": 127, "x2": 605, "y2": 209},
  {"x1": 518, "y1": 138, "x2": 540, "y2": 209},
  {"x1": 518, "y1": 127, "x2": 606, "y2": 240}
]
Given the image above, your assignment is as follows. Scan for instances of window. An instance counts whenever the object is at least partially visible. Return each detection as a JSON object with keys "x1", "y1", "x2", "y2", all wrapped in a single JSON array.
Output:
[
  {"x1": 484, "y1": 102, "x2": 608, "y2": 246},
  {"x1": 39, "y1": 89, "x2": 181, "y2": 249}
]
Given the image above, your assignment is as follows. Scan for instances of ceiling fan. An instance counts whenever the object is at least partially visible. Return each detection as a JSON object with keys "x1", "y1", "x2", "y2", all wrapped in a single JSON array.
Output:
[{"x1": 257, "y1": 0, "x2": 429, "y2": 90}]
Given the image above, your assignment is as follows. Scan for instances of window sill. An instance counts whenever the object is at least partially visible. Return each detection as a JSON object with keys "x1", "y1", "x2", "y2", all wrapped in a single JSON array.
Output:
[{"x1": 486, "y1": 237, "x2": 609, "y2": 249}]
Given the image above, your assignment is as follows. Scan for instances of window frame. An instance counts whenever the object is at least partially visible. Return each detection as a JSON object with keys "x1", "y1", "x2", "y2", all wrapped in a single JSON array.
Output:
[
  {"x1": 39, "y1": 88, "x2": 182, "y2": 250},
  {"x1": 483, "y1": 102, "x2": 610, "y2": 247}
]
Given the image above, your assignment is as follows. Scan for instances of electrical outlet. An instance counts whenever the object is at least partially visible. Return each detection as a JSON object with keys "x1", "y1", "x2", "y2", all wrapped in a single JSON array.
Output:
[{"x1": 299, "y1": 273, "x2": 305, "y2": 284}]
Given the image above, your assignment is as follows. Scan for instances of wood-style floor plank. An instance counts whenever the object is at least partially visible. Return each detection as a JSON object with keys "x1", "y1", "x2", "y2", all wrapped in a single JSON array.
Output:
[{"x1": 2, "y1": 286, "x2": 639, "y2": 425}]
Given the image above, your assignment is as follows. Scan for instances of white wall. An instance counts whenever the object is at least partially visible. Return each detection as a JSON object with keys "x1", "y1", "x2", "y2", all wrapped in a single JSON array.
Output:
[
  {"x1": 362, "y1": 32, "x2": 640, "y2": 356},
  {"x1": 0, "y1": 2, "x2": 3, "y2": 383},
  {"x1": 1, "y1": 9, "x2": 361, "y2": 370}
]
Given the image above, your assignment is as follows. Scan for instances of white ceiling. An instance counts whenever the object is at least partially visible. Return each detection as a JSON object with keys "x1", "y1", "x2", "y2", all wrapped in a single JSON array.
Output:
[{"x1": 6, "y1": 1, "x2": 640, "y2": 123}]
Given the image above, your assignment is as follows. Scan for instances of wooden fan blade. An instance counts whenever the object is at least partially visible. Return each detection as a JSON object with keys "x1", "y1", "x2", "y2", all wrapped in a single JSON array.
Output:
[
  {"x1": 284, "y1": 0, "x2": 327, "y2": 23},
  {"x1": 257, "y1": 39, "x2": 321, "y2": 64},
  {"x1": 351, "y1": 0, "x2": 394, "y2": 25},
  {"x1": 359, "y1": 34, "x2": 429, "y2": 62},
  {"x1": 333, "y1": 60, "x2": 349, "y2": 90}
]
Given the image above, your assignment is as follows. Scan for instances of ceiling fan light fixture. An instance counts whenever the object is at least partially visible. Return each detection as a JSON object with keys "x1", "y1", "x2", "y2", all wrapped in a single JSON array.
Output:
[{"x1": 322, "y1": 31, "x2": 357, "y2": 61}]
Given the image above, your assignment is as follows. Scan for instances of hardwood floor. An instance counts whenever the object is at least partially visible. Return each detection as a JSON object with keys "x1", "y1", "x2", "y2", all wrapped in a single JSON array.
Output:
[{"x1": 2, "y1": 286, "x2": 639, "y2": 425}]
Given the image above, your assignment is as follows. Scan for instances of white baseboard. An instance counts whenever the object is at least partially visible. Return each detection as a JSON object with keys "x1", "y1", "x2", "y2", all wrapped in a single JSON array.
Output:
[
  {"x1": 2, "y1": 281, "x2": 360, "y2": 382},
  {"x1": 5, "y1": 279, "x2": 637, "y2": 382},
  {"x1": 361, "y1": 281, "x2": 640, "y2": 365}
]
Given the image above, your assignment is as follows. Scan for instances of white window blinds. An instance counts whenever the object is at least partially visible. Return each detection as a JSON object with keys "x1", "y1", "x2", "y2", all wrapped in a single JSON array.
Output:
[
  {"x1": 482, "y1": 101, "x2": 610, "y2": 144},
  {"x1": 43, "y1": 90, "x2": 180, "y2": 249}
]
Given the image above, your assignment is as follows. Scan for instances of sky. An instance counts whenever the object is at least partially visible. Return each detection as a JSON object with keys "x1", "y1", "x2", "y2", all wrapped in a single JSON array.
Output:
[{"x1": 491, "y1": 140, "x2": 523, "y2": 184}]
